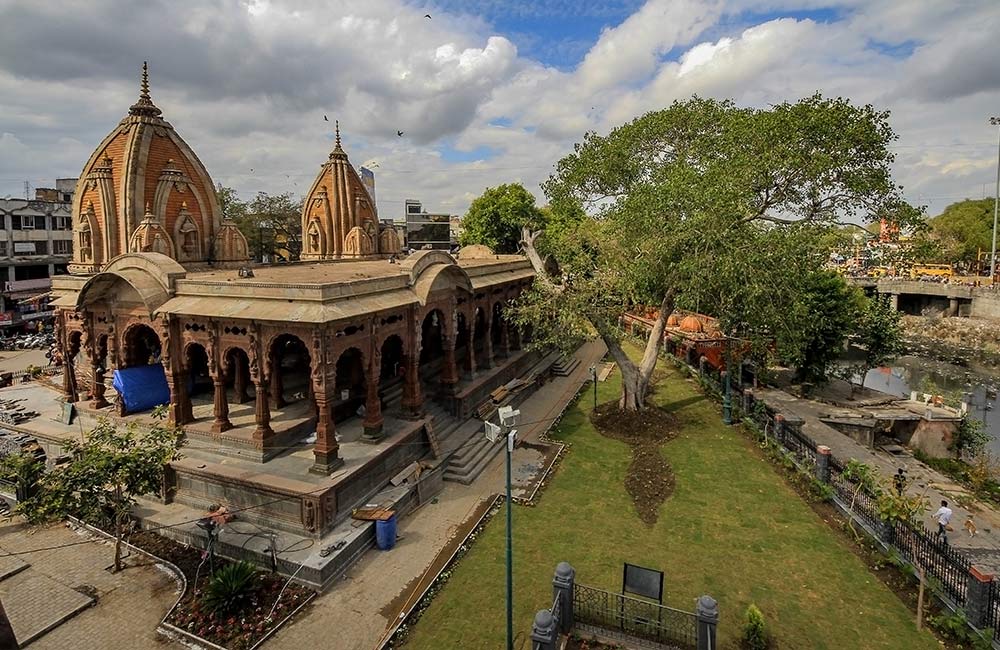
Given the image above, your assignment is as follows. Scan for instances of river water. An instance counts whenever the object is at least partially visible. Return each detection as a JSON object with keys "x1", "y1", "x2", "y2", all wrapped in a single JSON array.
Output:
[{"x1": 856, "y1": 353, "x2": 1000, "y2": 455}]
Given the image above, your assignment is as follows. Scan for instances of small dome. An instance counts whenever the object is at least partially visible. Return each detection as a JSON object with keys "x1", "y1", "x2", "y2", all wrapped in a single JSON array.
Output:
[
  {"x1": 679, "y1": 315, "x2": 704, "y2": 333},
  {"x1": 666, "y1": 314, "x2": 680, "y2": 327}
]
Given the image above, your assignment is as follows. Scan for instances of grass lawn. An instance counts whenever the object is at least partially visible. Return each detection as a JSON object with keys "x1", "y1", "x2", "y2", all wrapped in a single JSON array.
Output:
[{"x1": 401, "y1": 354, "x2": 940, "y2": 650}]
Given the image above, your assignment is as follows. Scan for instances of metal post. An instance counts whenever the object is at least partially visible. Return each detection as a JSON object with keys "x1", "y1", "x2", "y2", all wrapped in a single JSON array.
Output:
[
  {"x1": 506, "y1": 429, "x2": 515, "y2": 650},
  {"x1": 590, "y1": 365, "x2": 597, "y2": 410},
  {"x1": 991, "y1": 116, "x2": 1000, "y2": 283}
]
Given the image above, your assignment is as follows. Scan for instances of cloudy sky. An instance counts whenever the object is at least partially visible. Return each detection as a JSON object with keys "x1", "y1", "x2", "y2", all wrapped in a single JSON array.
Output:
[{"x1": 1, "y1": 0, "x2": 999, "y2": 220}]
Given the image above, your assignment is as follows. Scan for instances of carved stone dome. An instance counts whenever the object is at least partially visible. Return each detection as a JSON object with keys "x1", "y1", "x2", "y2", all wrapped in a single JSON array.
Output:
[
  {"x1": 679, "y1": 315, "x2": 704, "y2": 333},
  {"x1": 301, "y1": 122, "x2": 400, "y2": 260},
  {"x1": 69, "y1": 62, "x2": 248, "y2": 274}
]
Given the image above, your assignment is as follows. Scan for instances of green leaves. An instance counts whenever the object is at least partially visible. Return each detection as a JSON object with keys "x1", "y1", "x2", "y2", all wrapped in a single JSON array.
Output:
[
  {"x1": 17, "y1": 418, "x2": 181, "y2": 529},
  {"x1": 459, "y1": 183, "x2": 545, "y2": 254},
  {"x1": 929, "y1": 198, "x2": 998, "y2": 263}
]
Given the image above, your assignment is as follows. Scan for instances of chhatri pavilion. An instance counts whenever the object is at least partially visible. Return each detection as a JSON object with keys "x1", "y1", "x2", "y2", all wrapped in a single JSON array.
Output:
[{"x1": 46, "y1": 65, "x2": 547, "y2": 562}]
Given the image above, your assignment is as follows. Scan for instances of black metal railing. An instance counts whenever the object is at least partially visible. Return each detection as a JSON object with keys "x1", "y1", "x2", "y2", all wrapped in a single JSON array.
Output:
[
  {"x1": 573, "y1": 583, "x2": 697, "y2": 649},
  {"x1": 891, "y1": 520, "x2": 971, "y2": 608}
]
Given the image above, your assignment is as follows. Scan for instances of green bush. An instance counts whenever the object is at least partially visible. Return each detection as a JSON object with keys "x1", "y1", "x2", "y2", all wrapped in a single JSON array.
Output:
[
  {"x1": 203, "y1": 561, "x2": 260, "y2": 614},
  {"x1": 927, "y1": 611, "x2": 992, "y2": 649},
  {"x1": 742, "y1": 603, "x2": 769, "y2": 650}
]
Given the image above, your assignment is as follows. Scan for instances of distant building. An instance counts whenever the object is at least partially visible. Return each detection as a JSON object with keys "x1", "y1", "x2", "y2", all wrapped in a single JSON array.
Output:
[
  {"x1": 404, "y1": 199, "x2": 452, "y2": 250},
  {"x1": 450, "y1": 215, "x2": 463, "y2": 245},
  {"x1": 0, "y1": 181, "x2": 77, "y2": 330}
]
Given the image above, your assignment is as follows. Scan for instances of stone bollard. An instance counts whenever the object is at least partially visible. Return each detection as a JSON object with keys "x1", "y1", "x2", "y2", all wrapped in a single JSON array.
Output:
[
  {"x1": 531, "y1": 609, "x2": 557, "y2": 650},
  {"x1": 965, "y1": 566, "x2": 994, "y2": 629},
  {"x1": 552, "y1": 562, "x2": 575, "y2": 634},
  {"x1": 816, "y1": 446, "x2": 831, "y2": 484},
  {"x1": 696, "y1": 595, "x2": 718, "y2": 650}
]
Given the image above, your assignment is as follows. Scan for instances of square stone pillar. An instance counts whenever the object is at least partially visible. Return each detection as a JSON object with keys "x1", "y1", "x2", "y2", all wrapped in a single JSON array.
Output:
[
  {"x1": 816, "y1": 445, "x2": 831, "y2": 484},
  {"x1": 363, "y1": 366, "x2": 384, "y2": 441},
  {"x1": 400, "y1": 353, "x2": 423, "y2": 419},
  {"x1": 499, "y1": 320, "x2": 511, "y2": 357},
  {"x1": 966, "y1": 566, "x2": 994, "y2": 628},
  {"x1": 441, "y1": 335, "x2": 459, "y2": 395},
  {"x1": 696, "y1": 595, "x2": 719, "y2": 650},
  {"x1": 482, "y1": 322, "x2": 494, "y2": 370},
  {"x1": 311, "y1": 394, "x2": 343, "y2": 474}
]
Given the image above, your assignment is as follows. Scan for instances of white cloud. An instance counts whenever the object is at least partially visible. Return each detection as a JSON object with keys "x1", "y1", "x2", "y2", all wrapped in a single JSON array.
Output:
[{"x1": 0, "y1": 0, "x2": 998, "y2": 220}]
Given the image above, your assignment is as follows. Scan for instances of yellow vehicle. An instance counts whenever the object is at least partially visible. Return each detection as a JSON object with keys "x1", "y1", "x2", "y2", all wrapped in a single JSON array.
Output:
[
  {"x1": 866, "y1": 266, "x2": 890, "y2": 278},
  {"x1": 909, "y1": 264, "x2": 953, "y2": 279}
]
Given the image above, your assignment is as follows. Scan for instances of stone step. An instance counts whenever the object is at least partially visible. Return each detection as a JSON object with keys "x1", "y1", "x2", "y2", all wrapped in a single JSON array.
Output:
[
  {"x1": 551, "y1": 355, "x2": 581, "y2": 377},
  {"x1": 443, "y1": 437, "x2": 504, "y2": 484},
  {"x1": 449, "y1": 434, "x2": 495, "y2": 471}
]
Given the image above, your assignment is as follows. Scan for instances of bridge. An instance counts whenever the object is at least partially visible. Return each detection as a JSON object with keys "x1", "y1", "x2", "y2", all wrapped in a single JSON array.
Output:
[{"x1": 849, "y1": 278, "x2": 1000, "y2": 318}]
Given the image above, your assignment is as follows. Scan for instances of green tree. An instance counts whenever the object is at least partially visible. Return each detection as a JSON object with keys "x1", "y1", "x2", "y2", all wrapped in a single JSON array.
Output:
[
  {"x1": 784, "y1": 271, "x2": 864, "y2": 385},
  {"x1": 17, "y1": 415, "x2": 180, "y2": 571},
  {"x1": 459, "y1": 183, "x2": 544, "y2": 253},
  {"x1": 929, "y1": 198, "x2": 997, "y2": 263},
  {"x1": 236, "y1": 192, "x2": 303, "y2": 262},
  {"x1": 841, "y1": 294, "x2": 905, "y2": 395},
  {"x1": 215, "y1": 184, "x2": 247, "y2": 223},
  {"x1": 517, "y1": 94, "x2": 914, "y2": 410}
]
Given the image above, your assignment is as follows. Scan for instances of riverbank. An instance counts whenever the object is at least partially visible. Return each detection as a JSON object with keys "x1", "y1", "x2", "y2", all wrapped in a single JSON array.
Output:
[{"x1": 902, "y1": 314, "x2": 1000, "y2": 369}]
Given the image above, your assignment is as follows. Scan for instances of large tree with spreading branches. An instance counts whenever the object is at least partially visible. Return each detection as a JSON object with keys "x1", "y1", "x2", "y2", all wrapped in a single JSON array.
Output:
[{"x1": 514, "y1": 94, "x2": 918, "y2": 411}]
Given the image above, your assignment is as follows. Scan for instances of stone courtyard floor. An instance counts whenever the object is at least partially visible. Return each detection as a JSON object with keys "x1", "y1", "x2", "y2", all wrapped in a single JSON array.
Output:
[{"x1": 0, "y1": 517, "x2": 183, "y2": 650}]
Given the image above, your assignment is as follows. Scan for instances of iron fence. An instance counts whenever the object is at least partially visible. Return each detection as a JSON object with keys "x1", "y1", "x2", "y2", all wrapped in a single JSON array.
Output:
[
  {"x1": 987, "y1": 580, "x2": 1000, "y2": 641},
  {"x1": 891, "y1": 520, "x2": 971, "y2": 608},
  {"x1": 573, "y1": 582, "x2": 697, "y2": 650}
]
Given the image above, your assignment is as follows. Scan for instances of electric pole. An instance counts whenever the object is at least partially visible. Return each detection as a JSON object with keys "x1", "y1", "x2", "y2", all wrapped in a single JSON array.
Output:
[{"x1": 990, "y1": 116, "x2": 1000, "y2": 283}]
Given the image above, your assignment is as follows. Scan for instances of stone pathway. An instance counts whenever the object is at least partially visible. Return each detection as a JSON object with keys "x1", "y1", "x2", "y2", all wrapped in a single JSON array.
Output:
[
  {"x1": 757, "y1": 387, "x2": 1000, "y2": 571},
  {"x1": 266, "y1": 339, "x2": 608, "y2": 650},
  {"x1": 0, "y1": 518, "x2": 183, "y2": 650}
]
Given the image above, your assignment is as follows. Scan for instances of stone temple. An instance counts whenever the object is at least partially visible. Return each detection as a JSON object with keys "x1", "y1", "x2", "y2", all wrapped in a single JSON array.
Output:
[{"x1": 46, "y1": 65, "x2": 549, "y2": 586}]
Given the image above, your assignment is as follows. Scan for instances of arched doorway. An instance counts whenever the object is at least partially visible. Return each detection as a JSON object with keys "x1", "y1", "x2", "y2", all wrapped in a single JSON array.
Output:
[
  {"x1": 473, "y1": 306, "x2": 488, "y2": 367},
  {"x1": 380, "y1": 335, "x2": 405, "y2": 382},
  {"x1": 270, "y1": 334, "x2": 311, "y2": 409},
  {"x1": 185, "y1": 343, "x2": 211, "y2": 398},
  {"x1": 456, "y1": 312, "x2": 472, "y2": 375},
  {"x1": 225, "y1": 348, "x2": 252, "y2": 404},
  {"x1": 122, "y1": 324, "x2": 161, "y2": 367},
  {"x1": 334, "y1": 347, "x2": 366, "y2": 422},
  {"x1": 419, "y1": 310, "x2": 444, "y2": 365}
]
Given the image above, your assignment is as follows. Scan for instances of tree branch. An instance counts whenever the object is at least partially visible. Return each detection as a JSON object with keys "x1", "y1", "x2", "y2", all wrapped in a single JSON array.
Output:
[{"x1": 520, "y1": 227, "x2": 563, "y2": 293}]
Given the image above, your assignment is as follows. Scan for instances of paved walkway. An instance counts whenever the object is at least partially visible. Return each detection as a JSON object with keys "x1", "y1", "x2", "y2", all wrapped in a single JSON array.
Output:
[
  {"x1": 0, "y1": 517, "x2": 182, "y2": 650},
  {"x1": 757, "y1": 387, "x2": 1000, "y2": 571},
  {"x1": 0, "y1": 348, "x2": 49, "y2": 374},
  {"x1": 266, "y1": 339, "x2": 607, "y2": 650}
]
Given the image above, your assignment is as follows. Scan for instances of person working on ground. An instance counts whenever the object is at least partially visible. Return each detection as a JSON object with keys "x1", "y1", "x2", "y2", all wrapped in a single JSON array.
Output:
[
  {"x1": 893, "y1": 468, "x2": 907, "y2": 497},
  {"x1": 933, "y1": 500, "x2": 953, "y2": 544}
]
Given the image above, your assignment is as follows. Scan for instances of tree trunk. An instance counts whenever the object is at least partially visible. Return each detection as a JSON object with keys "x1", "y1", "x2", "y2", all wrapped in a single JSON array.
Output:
[
  {"x1": 114, "y1": 519, "x2": 123, "y2": 572},
  {"x1": 600, "y1": 291, "x2": 674, "y2": 412}
]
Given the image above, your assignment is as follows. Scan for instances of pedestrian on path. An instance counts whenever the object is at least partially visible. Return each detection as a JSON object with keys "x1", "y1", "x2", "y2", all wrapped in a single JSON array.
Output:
[
  {"x1": 933, "y1": 500, "x2": 953, "y2": 544},
  {"x1": 893, "y1": 468, "x2": 907, "y2": 497}
]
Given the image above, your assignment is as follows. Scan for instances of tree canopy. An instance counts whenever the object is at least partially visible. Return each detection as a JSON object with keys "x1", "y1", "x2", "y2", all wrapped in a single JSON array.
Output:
[
  {"x1": 929, "y1": 198, "x2": 997, "y2": 263},
  {"x1": 459, "y1": 183, "x2": 544, "y2": 253},
  {"x1": 17, "y1": 414, "x2": 180, "y2": 571},
  {"x1": 216, "y1": 186, "x2": 303, "y2": 262},
  {"x1": 514, "y1": 94, "x2": 916, "y2": 410}
]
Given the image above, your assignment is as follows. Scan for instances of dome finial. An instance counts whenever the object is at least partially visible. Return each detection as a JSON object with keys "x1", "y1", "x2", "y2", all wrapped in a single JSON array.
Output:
[
  {"x1": 330, "y1": 119, "x2": 347, "y2": 159},
  {"x1": 129, "y1": 61, "x2": 162, "y2": 117}
]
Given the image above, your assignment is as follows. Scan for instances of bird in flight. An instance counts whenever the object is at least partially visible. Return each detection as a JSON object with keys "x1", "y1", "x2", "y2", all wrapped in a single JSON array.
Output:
[
  {"x1": 397, "y1": 130, "x2": 404, "y2": 137},
  {"x1": 250, "y1": 168, "x2": 254, "y2": 173},
  {"x1": 324, "y1": 115, "x2": 329, "y2": 121},
  {"x1": 424, "y1": 14, "x2": 431, "y2": 19}
]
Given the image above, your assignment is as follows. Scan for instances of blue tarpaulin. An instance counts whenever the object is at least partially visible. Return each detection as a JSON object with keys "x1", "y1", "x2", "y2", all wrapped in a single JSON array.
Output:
[{"x1": 112, "y1": 365, "x2": 170, "y2": 414}]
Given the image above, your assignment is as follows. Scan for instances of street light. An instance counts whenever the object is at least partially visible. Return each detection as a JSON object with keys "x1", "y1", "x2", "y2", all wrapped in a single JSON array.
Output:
[
  {"x1": 990, "y1": 116, "x2": 1000, "y2": 283},
  {"x1": 496, "y1": 405, "x2": 521, "y2": 650}
]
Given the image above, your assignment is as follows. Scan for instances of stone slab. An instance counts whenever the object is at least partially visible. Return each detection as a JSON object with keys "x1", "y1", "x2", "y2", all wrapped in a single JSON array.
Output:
[
  {"x1": 0, "y1": 552, "x2": 28, "y2": 581},
  {"x1": 0, "y1": 569, "x2": 95, "y2": 645}
]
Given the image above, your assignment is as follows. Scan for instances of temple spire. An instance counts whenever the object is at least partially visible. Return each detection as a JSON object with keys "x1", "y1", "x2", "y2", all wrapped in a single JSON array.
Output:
[
  {"x1": 330, "y1": 119, "x2": 347, "y2": 159},
  {"x1": 129, "y1": 61, "x2": 162, "y2": 118}
]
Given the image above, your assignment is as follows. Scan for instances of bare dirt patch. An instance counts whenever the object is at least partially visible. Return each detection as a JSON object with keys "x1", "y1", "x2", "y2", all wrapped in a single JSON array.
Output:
[{"x1": 591, "y1": 403, "x2": 678, "y2": 526}]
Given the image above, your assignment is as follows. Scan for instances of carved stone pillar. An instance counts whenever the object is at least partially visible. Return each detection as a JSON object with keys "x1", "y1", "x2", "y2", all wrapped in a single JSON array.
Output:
[
  {"x1": 91, "y1": 364, "x2": 108, "y2": 409},
  {"x1": 270, "y1": 349, "x2": 286, "y2": 409},
  {"x1": 363, "y1": 349, "x2": 384, "y2": 440},
  {"x1": 482, "y1": 320, "x2": 494, "y2": 370},
  {"x1": 310, "y1": 331, "x2": 343, "y2": 474},
  {"x1": 464, "y1": 315, "x2": 477, "y2": 378},
  {"x1": 441, "y1": 330, "x2": 459, "y2": 395},
  {"x1": 499, "y1": 318, "x2": 511, "y2": 358},
  {"x1": 233, "y1": 353, "x2": 251, "y2": 403},
  {"x1": 211, "y1": 372, "x2": 232, "y2": 433},
  {"x1": 166, "y1": 364, "x2": 190, "y2": 425},
  {"x1": 400, "y1": 352, "x2": 423, "y2": 419},
  {"x1": 253, "y1": 380, "x2": 273, "y2": 442}
]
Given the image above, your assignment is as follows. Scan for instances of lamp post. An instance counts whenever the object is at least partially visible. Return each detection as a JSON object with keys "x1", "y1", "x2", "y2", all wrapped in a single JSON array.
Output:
[
  {"x1": 990, "y1": 116, "x2": 1000, "y2": 283},
  {"x1": 492, "y1": 406, "x2": 520, "y2": 650}
]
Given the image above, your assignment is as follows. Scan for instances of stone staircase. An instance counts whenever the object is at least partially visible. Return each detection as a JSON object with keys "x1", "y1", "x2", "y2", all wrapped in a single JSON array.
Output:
[{"x1": 551, "y1": 354, "x2": 581, "y2": 377}]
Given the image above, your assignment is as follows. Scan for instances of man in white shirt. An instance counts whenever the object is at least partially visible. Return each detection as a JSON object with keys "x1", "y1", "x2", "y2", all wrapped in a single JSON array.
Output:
[{"x1": 933, "y1": 500, "x2": 953, "y2": 544}]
